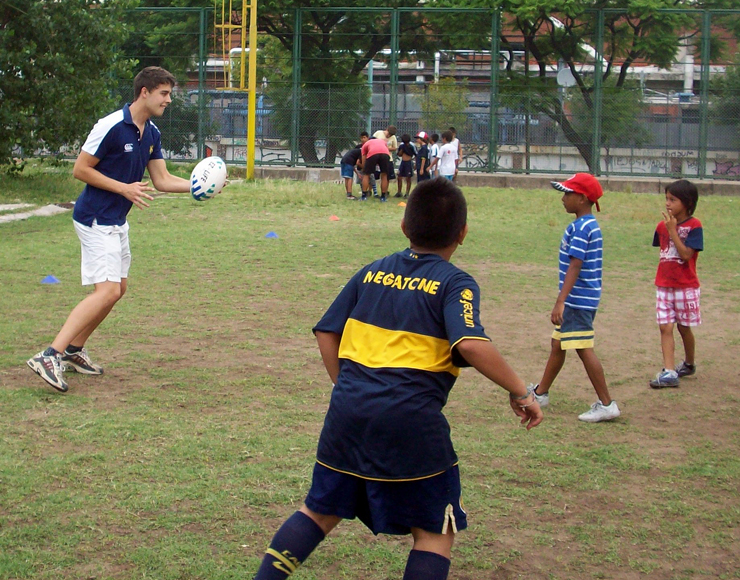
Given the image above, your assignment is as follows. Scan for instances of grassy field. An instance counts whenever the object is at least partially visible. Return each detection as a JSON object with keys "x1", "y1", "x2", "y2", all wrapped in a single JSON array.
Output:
[{"x1": 1, "y1": 162, "x2": 739, "y2": 579}]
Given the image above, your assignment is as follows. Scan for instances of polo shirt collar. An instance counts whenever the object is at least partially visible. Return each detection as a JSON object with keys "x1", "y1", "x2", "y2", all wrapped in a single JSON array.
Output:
[
  {"x1": 122, "y1": 103, "x2": 150, "y2": 130},
  {"x1": 122, "y1": 103, "x2": 134, "y2": 125}
]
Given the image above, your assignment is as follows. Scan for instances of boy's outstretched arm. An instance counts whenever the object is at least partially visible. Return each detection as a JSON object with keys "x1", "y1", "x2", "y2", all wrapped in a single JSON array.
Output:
[
  {"x1": 315, "y1": 330, "x2": 341, "y2": 384},
  {"x1": 455, "y1": 339, "x2": 543, "y2": 430}
]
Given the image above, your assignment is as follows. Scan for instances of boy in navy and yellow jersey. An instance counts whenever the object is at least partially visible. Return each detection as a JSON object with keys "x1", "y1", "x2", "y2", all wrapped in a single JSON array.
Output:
[
  {"x1": 252, "y1": 177, "x2": 542, "y2": 580},
  {"x1": 529, "y1": 173, "x2": 620, "y2": 423}
]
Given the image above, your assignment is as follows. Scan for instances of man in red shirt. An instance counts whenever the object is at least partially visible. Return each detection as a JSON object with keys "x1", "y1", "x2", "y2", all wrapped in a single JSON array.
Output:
[{"x1": 360, "y1": 137, "x2": 391, "y2": 201}]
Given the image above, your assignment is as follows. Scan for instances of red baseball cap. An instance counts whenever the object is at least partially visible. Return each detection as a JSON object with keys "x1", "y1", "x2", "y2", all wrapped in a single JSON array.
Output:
[
  {"x1": 551, "y1": 173, "x2": 603, "y2": 211},
  {"x1": 415, "y1": 131, "x2": 428, "y2": 141}
]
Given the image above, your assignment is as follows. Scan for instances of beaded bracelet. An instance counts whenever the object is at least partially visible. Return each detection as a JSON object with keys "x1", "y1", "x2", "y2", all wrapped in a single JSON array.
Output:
[{"x1": 509, "y1": 392, "x2": 530, "y2": 400}]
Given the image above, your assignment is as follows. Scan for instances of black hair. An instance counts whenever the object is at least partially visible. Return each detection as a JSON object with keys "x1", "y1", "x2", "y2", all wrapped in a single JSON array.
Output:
[
  {"x1": 360, "y1": 131, "x2": 369, "y2": 138},
  {"x1": 441, "y1": 130, "x2": 453, "y2": 143},
  {"x1": 430, "y1": 133, "x2": 439, "y2": 143},
  {"x1": 401, "y1": 133, "x2": 412, "y2": 144},
  {"x1": 448, "y1": 126, "x2": 457, "y2": 134},
  {"x1": 665, "y1": 179, "x2": 699, "y2": 215},
  {"x1": 134, "y1": 66, "x2": 176, "y2": 100},
  {"x1": 404, "y1": 177, "x2": 467, "y2": 249}
]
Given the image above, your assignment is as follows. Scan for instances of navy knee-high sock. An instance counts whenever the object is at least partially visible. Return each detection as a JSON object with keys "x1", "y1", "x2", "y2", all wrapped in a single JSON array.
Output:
[
  {"x1": 402, "y1": 549, "x2": 451, "y2": 580},
  {"x1": 254, "y1": 511, "x2": 326, "y2": 579}
]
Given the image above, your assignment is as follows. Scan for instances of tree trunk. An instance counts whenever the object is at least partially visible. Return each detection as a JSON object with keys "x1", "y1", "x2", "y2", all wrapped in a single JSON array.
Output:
[
  {"x1": 298, "y1": 137, "x2": 319, "y2": 164},
  {"x1": 546, "y1": 100, "x2": 595, "y2": 172},
  {"x1": 558, "y1": 115, "x2": 594, "y2": 172},
  {"x1": 323, "y1": 141, "x2": 338, "y2": 165}
]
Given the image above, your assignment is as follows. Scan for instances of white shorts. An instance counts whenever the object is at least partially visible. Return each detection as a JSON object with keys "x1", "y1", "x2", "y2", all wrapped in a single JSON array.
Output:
[
  {"x1": 656, "y1": 286, "x2": 701, "y2": 326},
  {"x1": 74, "y1": 220, "x2": 131, "y2": 286}
]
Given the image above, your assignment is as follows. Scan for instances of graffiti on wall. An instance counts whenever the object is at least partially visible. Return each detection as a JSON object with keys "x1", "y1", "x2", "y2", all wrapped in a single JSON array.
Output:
[{"x1": 713, "y1": 160, "x2": 740, "y2": 177}]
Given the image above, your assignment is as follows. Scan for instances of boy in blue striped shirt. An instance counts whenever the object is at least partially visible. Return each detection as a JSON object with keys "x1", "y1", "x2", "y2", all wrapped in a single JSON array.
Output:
[{"x1": 529, "y1": 173, "x2": 621, "y2": 423}]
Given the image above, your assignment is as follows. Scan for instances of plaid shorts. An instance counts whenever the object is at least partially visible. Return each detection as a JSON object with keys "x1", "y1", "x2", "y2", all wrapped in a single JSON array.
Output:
[{"x1": 656, "y1": 286, "x2": 701, "y2": 326}]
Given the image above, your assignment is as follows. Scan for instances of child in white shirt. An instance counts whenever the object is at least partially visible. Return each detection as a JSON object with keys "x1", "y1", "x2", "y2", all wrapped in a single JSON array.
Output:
[{"x1": 437, "y1": 130, "x2": 458, "y2": 180}]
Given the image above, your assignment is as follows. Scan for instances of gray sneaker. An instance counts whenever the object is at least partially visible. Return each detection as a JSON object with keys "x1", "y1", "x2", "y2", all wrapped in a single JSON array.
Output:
[
  {"x1": 675, "y1": 361, "x2": 696, "y2": 378},
  {"x1": 527, "y1": 383, "x2": 549, "y2": 407},
  {"x1": 27, "y1": 351, "x2": 68, "y2": 392},
  {"x1": 578, "y1": 400, "x2": 621, "y2": 423},
  {"x1": 649, "y1": 369, "x2": 679, "y2": 389},
  {"x1": 62, "y1": 347, "x2": 104, "y2": 375}
]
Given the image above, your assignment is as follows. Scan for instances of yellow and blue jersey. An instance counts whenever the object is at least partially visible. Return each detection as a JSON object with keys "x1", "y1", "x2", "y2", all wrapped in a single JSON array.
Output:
[{"x1": 312, "y1": 249, "x2": 490, "y2": 481}]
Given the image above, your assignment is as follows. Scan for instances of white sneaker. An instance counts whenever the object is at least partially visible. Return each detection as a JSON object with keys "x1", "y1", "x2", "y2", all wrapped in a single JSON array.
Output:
[
  {"x1": 27, "y1": 351, "x2": 68, "y2": 392},
  {"x1": 578, "y1": 400, "x2": 621, "y2": 423},
  {"x1": 61, "y1": 347, "x2": 104, "y2": 375},
  {"x1": 527, "y1": 383, "x2": 549, "y2": 407}
]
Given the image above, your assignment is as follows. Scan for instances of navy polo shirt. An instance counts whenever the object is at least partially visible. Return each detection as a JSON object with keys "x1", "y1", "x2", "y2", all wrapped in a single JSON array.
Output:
[{"x1": 73, "y1": 104, "x2": 164, "y2": 227}]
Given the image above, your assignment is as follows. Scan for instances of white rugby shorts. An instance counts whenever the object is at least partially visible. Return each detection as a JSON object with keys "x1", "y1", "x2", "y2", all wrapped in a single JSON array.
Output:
[{"x1": 73, "y1": 219, "x2": 131, "y2": 286}]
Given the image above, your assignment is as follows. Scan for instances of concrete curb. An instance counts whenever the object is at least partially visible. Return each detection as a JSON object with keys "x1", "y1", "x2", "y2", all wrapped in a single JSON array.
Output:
[{"x1": 0, "y1": 204, "x2": 70, "y2": 224}]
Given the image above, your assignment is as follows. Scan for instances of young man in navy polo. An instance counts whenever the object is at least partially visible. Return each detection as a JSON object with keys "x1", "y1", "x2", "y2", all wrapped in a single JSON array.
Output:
[{"x1": 27, "y1": 67, "x2": 191, "y2": 392}]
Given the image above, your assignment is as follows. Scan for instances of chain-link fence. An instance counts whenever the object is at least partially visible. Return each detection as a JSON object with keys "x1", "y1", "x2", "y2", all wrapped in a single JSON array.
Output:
[{"x1": 117, "y1": 7, "x2": 740, "y2": 179}]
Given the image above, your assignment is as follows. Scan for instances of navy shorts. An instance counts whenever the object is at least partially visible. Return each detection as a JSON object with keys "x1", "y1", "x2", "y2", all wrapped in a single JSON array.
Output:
[
  {"x1": 552, "y1": 305, "x2": 596, "y2": 349},
  {"x1": 398, "y1": 159, "x2": 414, "y2": 177},
  {"x1": 305, "y1": 463, "x2": 467, "y2": 536}
]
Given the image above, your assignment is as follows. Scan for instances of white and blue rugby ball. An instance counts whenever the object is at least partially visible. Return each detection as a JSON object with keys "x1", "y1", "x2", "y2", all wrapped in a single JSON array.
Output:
[{"x1": 190, "y1": 156, "x2": 227, "y2": 201}]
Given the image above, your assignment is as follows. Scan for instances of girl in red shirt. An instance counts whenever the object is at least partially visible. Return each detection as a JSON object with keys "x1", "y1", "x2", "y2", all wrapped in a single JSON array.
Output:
[{"x1": 650, "y1": 180, "x2": 703, "y2": 388}]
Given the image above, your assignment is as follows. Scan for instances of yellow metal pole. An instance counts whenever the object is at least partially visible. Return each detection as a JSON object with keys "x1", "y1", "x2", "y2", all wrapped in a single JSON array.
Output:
[
  {"x1": 240, "y1": 0, "x2": 247, "y2": 90},
  {"x1": 246, "y1": 0, "x2": 257, "y2": 179}
]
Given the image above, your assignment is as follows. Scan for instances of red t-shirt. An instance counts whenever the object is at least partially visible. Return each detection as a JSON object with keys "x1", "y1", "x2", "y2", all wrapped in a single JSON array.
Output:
[
  {"x1": 361, "y1": 138, "x2": 390, "y2": 158},
  {"x1": 653, "y1": 217, "x2": 703, "y2": 288}
]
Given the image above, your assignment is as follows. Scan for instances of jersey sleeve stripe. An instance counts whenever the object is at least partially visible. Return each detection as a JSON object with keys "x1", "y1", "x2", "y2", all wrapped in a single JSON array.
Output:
[{"x1": 81, "y1": 110, "x2": 124, "y2": 157}]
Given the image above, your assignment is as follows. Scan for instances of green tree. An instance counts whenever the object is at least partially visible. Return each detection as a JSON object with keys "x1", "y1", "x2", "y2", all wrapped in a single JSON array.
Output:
[
  {"x1": 121, "y1": 0, "x2": 210, "y2": 77},
  {"x1": 124, "y1": 0, "x2": 433, "y2": 163},
  {"x1": 119, "y1": 1, "x2": 219, "y2": 158},
  {"x1": 414, "y1": 77, "x2": 470, "y2": 137},
  {"x1": 567, "y1": 78, "x2": 652, "y2": 164},
  {"x1": 257, "y1": 2, "x2": 436, "y2": 164},
  {"x1": 0, "y1": 0, "x2": 133, "y2": 166},
  {"x1": 498, "y1": 0, "x2": 694, "y2": 171},
  {"x1": 259, "y1": 34, "x2": 372, "y2": 164},
  {"x1": 433, "y1": 0, "x2": 733, "y2": 170}
]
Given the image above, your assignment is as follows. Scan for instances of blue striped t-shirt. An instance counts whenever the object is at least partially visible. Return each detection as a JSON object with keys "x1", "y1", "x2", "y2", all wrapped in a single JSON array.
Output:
[{"x1": 559, "y1": 215, "x2": 603, "y2": 310}]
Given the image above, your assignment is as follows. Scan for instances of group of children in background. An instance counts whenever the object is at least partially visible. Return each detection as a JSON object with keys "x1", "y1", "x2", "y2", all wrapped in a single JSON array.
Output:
[{"x1": 340, "y1": 126, "x2": 461, "y2": 201}]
